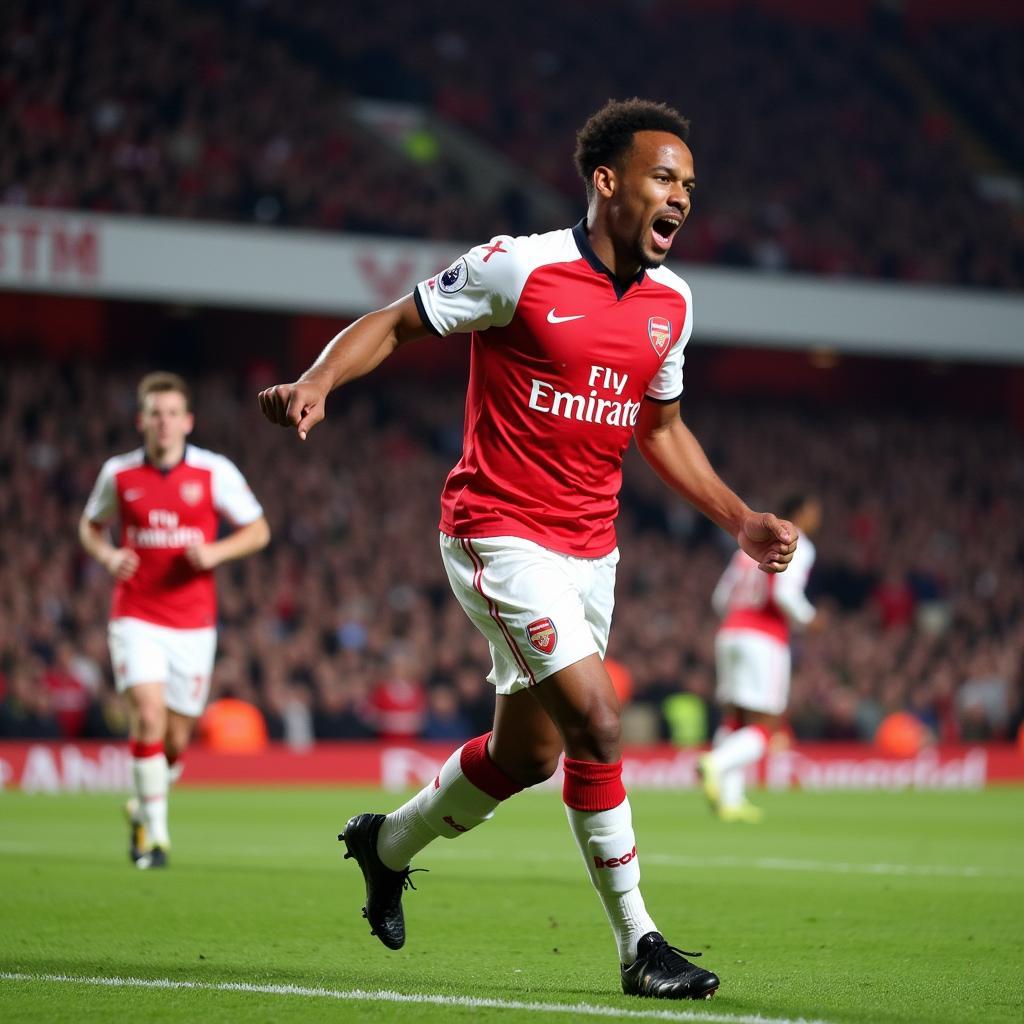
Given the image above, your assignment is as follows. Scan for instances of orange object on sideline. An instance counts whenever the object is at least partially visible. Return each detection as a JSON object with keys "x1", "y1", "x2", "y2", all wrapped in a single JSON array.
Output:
[
  {"x1": 605, "y1": 656, "x2": 633, "y2": 706},
  {"x1": 875, "y1": 712, "x2": 926, "y2": 758},
  {"x1": 201, "y1": 698, "x2": 268, "y2": 753}
]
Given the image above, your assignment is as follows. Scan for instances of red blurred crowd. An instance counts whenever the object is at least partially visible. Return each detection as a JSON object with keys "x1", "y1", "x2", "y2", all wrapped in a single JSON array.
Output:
[
  {"x1": 2, "y1": 0, "x2": 1021, "y2": 288},
  {"x1": 1, "y1": 362, "x2": 1021, "y2": 748}
]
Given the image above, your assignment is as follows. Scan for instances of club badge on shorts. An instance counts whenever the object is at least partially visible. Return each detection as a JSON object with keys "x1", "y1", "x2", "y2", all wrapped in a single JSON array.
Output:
[
  {"x1": 648, "y1": 316, "x2": 672, "y2": 357},
  {"x1": 527, "y1": 617, "x2": 557, "y2": 655}
]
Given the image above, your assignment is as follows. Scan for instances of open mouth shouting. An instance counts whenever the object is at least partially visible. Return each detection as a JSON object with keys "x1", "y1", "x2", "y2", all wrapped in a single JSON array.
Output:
[{"x1": 650, "y1": 213, "x2": 683, "y2": 254}]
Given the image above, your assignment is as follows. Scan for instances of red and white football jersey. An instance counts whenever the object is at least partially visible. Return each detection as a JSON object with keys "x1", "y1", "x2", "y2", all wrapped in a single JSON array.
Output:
[
  {"x1": 712, "y1": 533, "x2": 817, "y2": 643},
  {"x1": 415, "y1": 221, "x2": 693, "y2": 558},
  {"x1": 84, "y1": 444, "x2": 264, "y2": 629}
]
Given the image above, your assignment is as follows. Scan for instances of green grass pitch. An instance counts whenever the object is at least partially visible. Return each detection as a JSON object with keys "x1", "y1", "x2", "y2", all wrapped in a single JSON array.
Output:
[{"x1": 2, "y1": 784, "x2": 1023, "y2": 1023}]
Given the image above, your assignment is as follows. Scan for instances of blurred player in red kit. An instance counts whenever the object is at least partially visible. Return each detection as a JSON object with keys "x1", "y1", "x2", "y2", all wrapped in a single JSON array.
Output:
[
  {"x1": 80, "y1": 372, "x2": 270, "y2": 868},
  {"x1": 260, "y1": 99, "x2": 797, "y2": 1000},
  {"x1": 699, "y1": 493, "x2": 821, "y2": 822}
]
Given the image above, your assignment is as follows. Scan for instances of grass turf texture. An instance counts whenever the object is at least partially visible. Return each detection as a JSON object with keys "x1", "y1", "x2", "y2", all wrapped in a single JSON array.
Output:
[{"x1": 1, "y1": 785, "x2": 1023, "y2": 1023}]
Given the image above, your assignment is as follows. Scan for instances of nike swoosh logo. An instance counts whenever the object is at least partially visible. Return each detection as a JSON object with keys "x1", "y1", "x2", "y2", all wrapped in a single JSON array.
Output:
[
  {"x1": 547, "y1": 308, "x2": 585, "y2": 324},
  {"x1": 124, "y1": 488, "x2": 145, "y2": 501}
]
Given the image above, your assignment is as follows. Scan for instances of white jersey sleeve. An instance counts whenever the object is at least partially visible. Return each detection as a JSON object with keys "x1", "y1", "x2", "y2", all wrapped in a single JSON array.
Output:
[
  {"x1": 83, "y1": 457, "x2": 120, "y2": 524},
  {"x1": 186, "y1": 446, "x2": 264, "y2": 526},
  {"x1": 644, "y1": 270, "x2": 693, "y2": 401},
  {"x1": 414, "y1": 236, "x2": 524, "y2": 337},
  {"x1": 773, "y1": 534, "x2": 817, "y2": 628},
  {"x1": 209, "y1": 453, "x2": 264, "y2": 526}
]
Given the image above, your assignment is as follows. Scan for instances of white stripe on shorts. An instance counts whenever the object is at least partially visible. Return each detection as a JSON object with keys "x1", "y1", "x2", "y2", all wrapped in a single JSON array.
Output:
[{"x1": 461, "y1": 538, "x2": 537, "y2": 685}]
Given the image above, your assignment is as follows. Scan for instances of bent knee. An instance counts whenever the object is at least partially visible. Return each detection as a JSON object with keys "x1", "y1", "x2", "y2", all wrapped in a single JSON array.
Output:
[
  {"x1": 513, "y1": 753, "x2": 561, "y2": 788},
  {"x1": 164, "y1": 737, "x2": 188, "y2": 763},
  {"x1": 564, "y1": 705, "x2": 621, "y2": 763},
  {"x1": 491, "y1": 744, "x2": 561, "y2": 788},
  {"x1": 133, "y1": 707, "x2": 166, "y2": 740},
  {"x1": 164, "y1": 721, "x2": 196, "y2": 761}
]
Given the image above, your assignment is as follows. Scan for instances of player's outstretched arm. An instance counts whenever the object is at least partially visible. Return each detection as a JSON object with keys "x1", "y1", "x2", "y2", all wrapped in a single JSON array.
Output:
[
  {"x1": 258, "y1": 294, "x2": 428, "y2": 440},
  {"x1": 634, "y1": 399, "x2": 797, "y2": 574}
]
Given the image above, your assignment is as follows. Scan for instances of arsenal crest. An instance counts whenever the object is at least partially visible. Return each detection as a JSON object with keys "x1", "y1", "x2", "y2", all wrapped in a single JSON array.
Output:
[
  {"x1": 527, "y1": 617, "x2": 557, "y2": 655},
  {"x1": 648, "y1": 316, "x2": 672, "y2": 357},
  {"x1": 180, "y1": 481, "x2": 204, "y2": 506}
]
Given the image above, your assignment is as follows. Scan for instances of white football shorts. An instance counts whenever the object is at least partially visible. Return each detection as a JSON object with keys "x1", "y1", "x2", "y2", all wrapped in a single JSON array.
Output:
[
  {"x1": 714, "y1": 627, "x2": 791, "y2": 715},
  {"x1": 440, "y1": 533, "x2": 619, "y2": 695},
  {"x1": 108, "y1": 617, "x2": 217, "y2": 718}
]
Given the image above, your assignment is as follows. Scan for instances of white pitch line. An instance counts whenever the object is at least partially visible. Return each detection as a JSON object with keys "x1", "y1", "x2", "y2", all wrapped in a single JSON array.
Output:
[
  {"x1": 0, "y1": 840, "x2": 1001, "y2": 878},
  {"x1": 0, "y1": 971, "x2": 838, "y2": 1024},
  {"x1": 642, "y1": 854, "x2": 986, "y2": 878},
  {"x1": 422, "y1": 846, "x2": 999, "y2": 878}
]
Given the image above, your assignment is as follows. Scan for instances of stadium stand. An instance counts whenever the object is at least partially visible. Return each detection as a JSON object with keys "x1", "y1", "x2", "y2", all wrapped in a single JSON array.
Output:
[
  {"x1": 0, "y1": 362, "x2": 1020, "y2": 746},
  {"x1": 1, "y1": 0, "x2": 1021, "y2": 287}
]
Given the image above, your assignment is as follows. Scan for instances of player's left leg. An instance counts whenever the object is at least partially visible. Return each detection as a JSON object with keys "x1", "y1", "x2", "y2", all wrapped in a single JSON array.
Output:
[
  {"x1": 149, "y1": 624, "x2": 215, "y2": 863},
  {"x1": 164, "y1": 710, "x2": 197, "y2": 783},
  {"x1": 700, "y1": 632, "x2": 788, "y2": 822},
  {"x1": 530, "y1": 653, "x2": 718, "y2": 1000},
  {"x1": 529, "y1": 654, "x2": 651, "y2": 955},
  {"x1": 109, "y1": 618, "x2": 172, "y2": 866},
  {"x1": 713, "y1": 709, "x2": 776, "y2": 822},
  {"x1": 696, "y1": 702, "x2": 739, "y2": 812},
  {"x1": 125, "y1": 682, "x2": 171, "y2": 865}
]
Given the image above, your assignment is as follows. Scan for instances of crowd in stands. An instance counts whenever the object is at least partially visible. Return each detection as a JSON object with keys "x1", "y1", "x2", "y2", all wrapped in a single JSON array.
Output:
[
  {"x1": 2, "y1": 0, "x2": 1022, "y2": 289},
  {"x1": 916, "y1": 22, "x2": 1024, "y2": 175},
  {"x1": 1, "y1": 362, "x2": 1021, "y2": 749},
  {"x1": 0, "y1": 0, "x2": 498, "y2": 241}
]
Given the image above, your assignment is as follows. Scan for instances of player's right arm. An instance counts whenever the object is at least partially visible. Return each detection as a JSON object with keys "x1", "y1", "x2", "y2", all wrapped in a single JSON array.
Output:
[
  {"x1": 258, "y1": 294, "x2": 428, "y2": 440},
  {"x1": 78, "y1": 459, "x2": 139, "y2": 580},
  {"x1": 78, "y1": 515, "x2": 139, "y2": 580},
  {"x1": 260, "y1": 236, "x2": 519, "y2": 440},
  {"x1": 770, "y1": 540, "x2": 818, "y2": 629}
]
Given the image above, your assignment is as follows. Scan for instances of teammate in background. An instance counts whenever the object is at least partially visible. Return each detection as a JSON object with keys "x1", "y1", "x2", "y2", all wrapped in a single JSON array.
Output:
[
  {"x1": 259, "y1": 98, "x2": 797, "y2": 1001},
  {"x1": 699, "y1": 493, "x2": 821, "y2": 823},
  {"x1": 79, "y1": 372, "x2": 270, "y2": 868}
]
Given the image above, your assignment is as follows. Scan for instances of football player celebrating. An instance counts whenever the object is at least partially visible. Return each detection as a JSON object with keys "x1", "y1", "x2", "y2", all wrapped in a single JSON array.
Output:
[{"x1": 260, "y1": 98, "x2": 796, "y2": 1000}]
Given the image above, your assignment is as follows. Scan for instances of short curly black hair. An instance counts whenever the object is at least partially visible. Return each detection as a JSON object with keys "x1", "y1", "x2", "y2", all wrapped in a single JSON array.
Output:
[{"x1": 574, "y1": 98, "x2": 691, "y2": 200}]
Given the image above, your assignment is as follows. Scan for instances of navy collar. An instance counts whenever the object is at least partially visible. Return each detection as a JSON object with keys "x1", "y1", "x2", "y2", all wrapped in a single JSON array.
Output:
[
  {"x1": 572, "y1": 219, "x2": 646, "y2": 300},
  {"x1": 145, "y1": 444, "x2": 187, "y2": 476}
]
